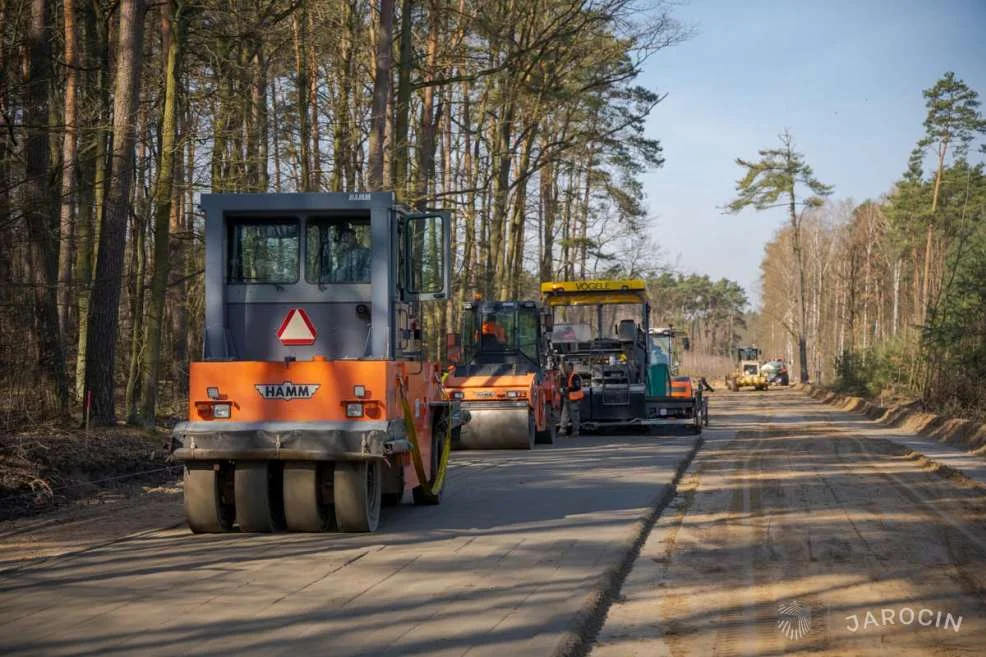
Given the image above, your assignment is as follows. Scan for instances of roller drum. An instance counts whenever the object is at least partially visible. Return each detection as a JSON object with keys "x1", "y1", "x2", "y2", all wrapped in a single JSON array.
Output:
[{"x1": 457, "y1": 406, "x2": 534, "y2": 450}]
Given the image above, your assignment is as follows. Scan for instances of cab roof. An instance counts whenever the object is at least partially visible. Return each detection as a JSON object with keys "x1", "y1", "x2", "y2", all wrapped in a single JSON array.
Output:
[{"x1": 540, "y1": 279, "x2": 648, "y2": 306}]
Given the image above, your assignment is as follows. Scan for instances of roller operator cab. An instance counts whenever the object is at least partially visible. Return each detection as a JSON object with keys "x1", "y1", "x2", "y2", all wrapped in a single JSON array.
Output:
[
  {"x1": 170, "y1": 192, "x2": 456, "y2": 533},
  {"x1": 540, "y1": 280, "x2": 704, "y2": 434},
  {"x1": 443, "y1": 300, "x2": 561, "y2": 449}
]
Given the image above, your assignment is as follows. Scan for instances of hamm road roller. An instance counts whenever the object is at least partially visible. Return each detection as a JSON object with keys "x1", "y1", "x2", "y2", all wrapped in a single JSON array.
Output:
[
  {"x1": 444, "y1": 300, "x2": 561, "y2": 449},
  {"x1": 170, "y1": 192, "x2": 460, "y2": 533}
]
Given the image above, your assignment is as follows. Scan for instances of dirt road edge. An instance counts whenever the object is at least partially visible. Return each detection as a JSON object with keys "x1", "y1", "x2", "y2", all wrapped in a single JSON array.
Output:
[
  {"x1": 795, "y1": 385, "x2": 986, "y2": 489},
  {"x1": 552, "y1": 434, "x2": 705, "y2": 657},
  {"x1": 795, "y1": 384, "x2": 986, "y2": 454}
]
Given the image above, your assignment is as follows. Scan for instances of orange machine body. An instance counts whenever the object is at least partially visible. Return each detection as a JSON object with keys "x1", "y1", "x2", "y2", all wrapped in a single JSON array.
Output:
[
  {"x1": 444, "y1": 371, "x2": 559, "y2": 435},
  {"x1": 172, "y1": 193, "x2": 456, "y2": 533},
  {"x1": 670, "y1": 376, "x2": 694, "y2": 400},
  {"x1": 186, "y1": 359, "x2": 441, "y2": 488}
]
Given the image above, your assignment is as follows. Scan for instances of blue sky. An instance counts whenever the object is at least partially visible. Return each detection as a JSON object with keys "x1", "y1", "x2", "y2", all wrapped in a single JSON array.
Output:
[{"x1": 637, "y1": 0, "x2": 986, "y2": 306}]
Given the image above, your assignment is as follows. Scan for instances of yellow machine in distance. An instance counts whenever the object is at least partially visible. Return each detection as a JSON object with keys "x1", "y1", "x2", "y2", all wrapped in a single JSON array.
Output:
[{"x1": 726, "y1": 346, "x2": 768, "y2": 391}]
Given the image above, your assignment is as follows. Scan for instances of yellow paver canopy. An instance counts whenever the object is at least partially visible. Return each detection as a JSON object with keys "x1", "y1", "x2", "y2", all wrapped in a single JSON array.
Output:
[{"x1": 540, "y1": 279, "x2": 648, "y2": 306}]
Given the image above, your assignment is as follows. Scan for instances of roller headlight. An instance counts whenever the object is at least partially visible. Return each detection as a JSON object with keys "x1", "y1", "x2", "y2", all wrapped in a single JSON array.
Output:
[{"x1": 346, "y1": 402, "x2": 364, "y2": 418}]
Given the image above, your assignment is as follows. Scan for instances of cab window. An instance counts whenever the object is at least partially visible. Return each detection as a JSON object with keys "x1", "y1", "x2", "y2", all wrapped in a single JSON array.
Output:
[
  {"x1": 517, "y1": 309, "x2": 539, "y2": 362},
  {"x1": 227, "y1": 218, "x2": 299, "y2": 283},
  {"x1": 306, "y1": 218, "x2": 372, "y2": 283},
  {"x1": 407, "y1": 215, "x2": 445, "y2": 294}
]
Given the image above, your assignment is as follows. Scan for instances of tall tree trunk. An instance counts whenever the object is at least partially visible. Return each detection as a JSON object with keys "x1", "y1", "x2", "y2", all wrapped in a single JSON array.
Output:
[
  {"x1": 84, "y1": 0, "x2": 146, "y2": 425},
  {"x1": 24, "y1": 0, "x2": 69, "y2": 410},
  {"x1": 74, "y1": 0, "x2": 109, "y2": 401},
  {"x1": 921, "y1": 141, "x2": 948, "y2": 325},
  {"x1": 345, "y1": 2, "x2": 362, "y2": 190},
  {"x1": 307, "y1": 8, "x2": 321, "y2": 189},
  {"x1": 57, "y1": 0, "x2": 79, "y2": 339},
  {"x1": 539, "y1": 147, "x2": 556, "y2": 282},
  {"x1": 891, "y1": 257, "x2": 901, "y2": 337},
  {"x1": 244, "y1": 42, "x2": 267, "y2": 191},
  {"x1": 414, "y1": 4, "x2": 441, "y2": 209},
  {"x1": 503, "y1": 128, "x2": 536, "y2": 298},
  {"x1": 561, "y1": 164, "x2": 575, "y2": 278},
  {"x1": 367, "y1": 0, "x2": 394, "y2": 191},
  {"x1": 455, "y1": 79, "x2": 477, "y2": 311},
  {"x1": 441, "y1": 85, "x2": 455, "y2": 336},
  {"x1": 789, "y1": 193, "x2": 810, "y2": 383},
  {"x1": 578, "y1": 152, "x2": 593, "y2": 277},
  {"x1": 125, "y1": 208, "x2": 146, "y2": 423},
  {"x1": 392, "y1": 0, "x2": 413, "y2": 198},
  {"x1": 292, "y1": 9, "x2": 311, "y2": 191},
  {"x1": 174, "y1": 118, "x2": 196, "y2": 397},
  {"x1": 270, "y1": 75, "x2": 283, "y2": 191},
  {"x1": 488, "y1": 99, "x2": 513, "y2": 297},
  {"x1": 256, "y1": 47, "x2": 269, "y2": 191},
  {"x1": 139, "y1": 0, "x2": 182, "y2": 427}
]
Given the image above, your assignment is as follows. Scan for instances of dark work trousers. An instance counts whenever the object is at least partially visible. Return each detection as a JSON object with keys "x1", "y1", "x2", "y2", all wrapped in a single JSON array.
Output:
[{"x1": 561, "y1": 397, "x2": 581, "y2": 438}]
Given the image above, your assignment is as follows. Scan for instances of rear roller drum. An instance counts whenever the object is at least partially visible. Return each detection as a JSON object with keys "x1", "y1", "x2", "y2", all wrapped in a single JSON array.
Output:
[
  {"x1": 184, "y1": 463, "x2": 234, "y2": 533},
  {"x1": 334, "y1": 460, "x2": 382, "y2": 532},
  {"x1": 234, "y1": 461, "x2": 285, "y2": 533},
  {"x1": 458, "y1": 408, "x2": 534, "y2": 450},
  {"x1": 283, "y1": 462, "x2": 332, "y2": 532}
]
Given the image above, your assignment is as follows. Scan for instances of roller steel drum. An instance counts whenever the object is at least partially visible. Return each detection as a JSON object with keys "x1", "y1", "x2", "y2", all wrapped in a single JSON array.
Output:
[{"x1": 456, "y1": 405, "x2": 534, "y2": 450}]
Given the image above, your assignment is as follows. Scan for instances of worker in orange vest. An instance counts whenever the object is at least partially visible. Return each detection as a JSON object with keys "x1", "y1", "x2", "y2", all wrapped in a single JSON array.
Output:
[
  {"x1": 560, "y1": 360, "x2": 584, "y2": 438},
  {"x1": 479, "y1": 313, "x2": 507, "y2": 344}
]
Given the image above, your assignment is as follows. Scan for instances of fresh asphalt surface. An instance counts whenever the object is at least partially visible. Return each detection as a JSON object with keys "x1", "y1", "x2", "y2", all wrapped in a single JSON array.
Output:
[
  {"x1": 0, "y1": 418, "x2": 719, "y2": 657},
  {"x1": 7, "y1": 390, "x2": 980, "y2": 657}
]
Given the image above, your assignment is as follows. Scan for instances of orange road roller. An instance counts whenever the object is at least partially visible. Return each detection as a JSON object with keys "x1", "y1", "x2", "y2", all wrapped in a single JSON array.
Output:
[
  {"x1": 170, "y1": 192, "x2": 463, "y2": 533},
  {"x1": 443, "y1": 300, "x2": 560, "y2": 449}
]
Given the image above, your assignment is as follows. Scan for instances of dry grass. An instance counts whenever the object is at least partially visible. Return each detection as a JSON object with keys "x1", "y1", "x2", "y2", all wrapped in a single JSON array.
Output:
[{"x1": 681, "y1": 352, "x2": 734, "y2": 380}]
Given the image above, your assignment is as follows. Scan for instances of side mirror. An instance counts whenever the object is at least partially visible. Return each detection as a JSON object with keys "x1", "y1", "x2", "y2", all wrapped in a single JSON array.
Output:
[{"x1": 682, "y1": 337, "x2": 691, "y2": 351}]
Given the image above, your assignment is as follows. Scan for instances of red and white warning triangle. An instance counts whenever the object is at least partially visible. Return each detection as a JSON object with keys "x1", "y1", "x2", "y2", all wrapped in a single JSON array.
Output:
[{"x1": 277, "y1": 308, "x2": 317, "y2": 346}]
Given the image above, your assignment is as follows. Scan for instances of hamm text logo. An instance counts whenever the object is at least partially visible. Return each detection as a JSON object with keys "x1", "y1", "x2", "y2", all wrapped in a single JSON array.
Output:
[{"x1": 255, "y1": 382, "x2": 320, "y2": 400}]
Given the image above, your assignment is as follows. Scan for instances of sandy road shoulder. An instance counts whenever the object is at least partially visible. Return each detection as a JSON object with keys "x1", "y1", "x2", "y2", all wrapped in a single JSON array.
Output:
[{"x1": 0, "y1": 482, "x2": 184, "y2": 572}]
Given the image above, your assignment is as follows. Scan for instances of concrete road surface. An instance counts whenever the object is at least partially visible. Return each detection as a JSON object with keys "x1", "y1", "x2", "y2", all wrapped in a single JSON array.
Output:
[
  {"x1": 593, "y1": 389, "x2": 986, "y2": 657},
  {"x1": 0, "y1": 428, "x2": 706, "y2": 657}
]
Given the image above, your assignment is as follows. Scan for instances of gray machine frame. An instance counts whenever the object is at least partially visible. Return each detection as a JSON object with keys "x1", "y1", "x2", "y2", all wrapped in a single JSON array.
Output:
[
  {"x1": 171, "y1": 192, "x2": 452, "y2": 463},
  {"x1": 200, "y1": 192, "x2": 449, "y2": 362}
]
